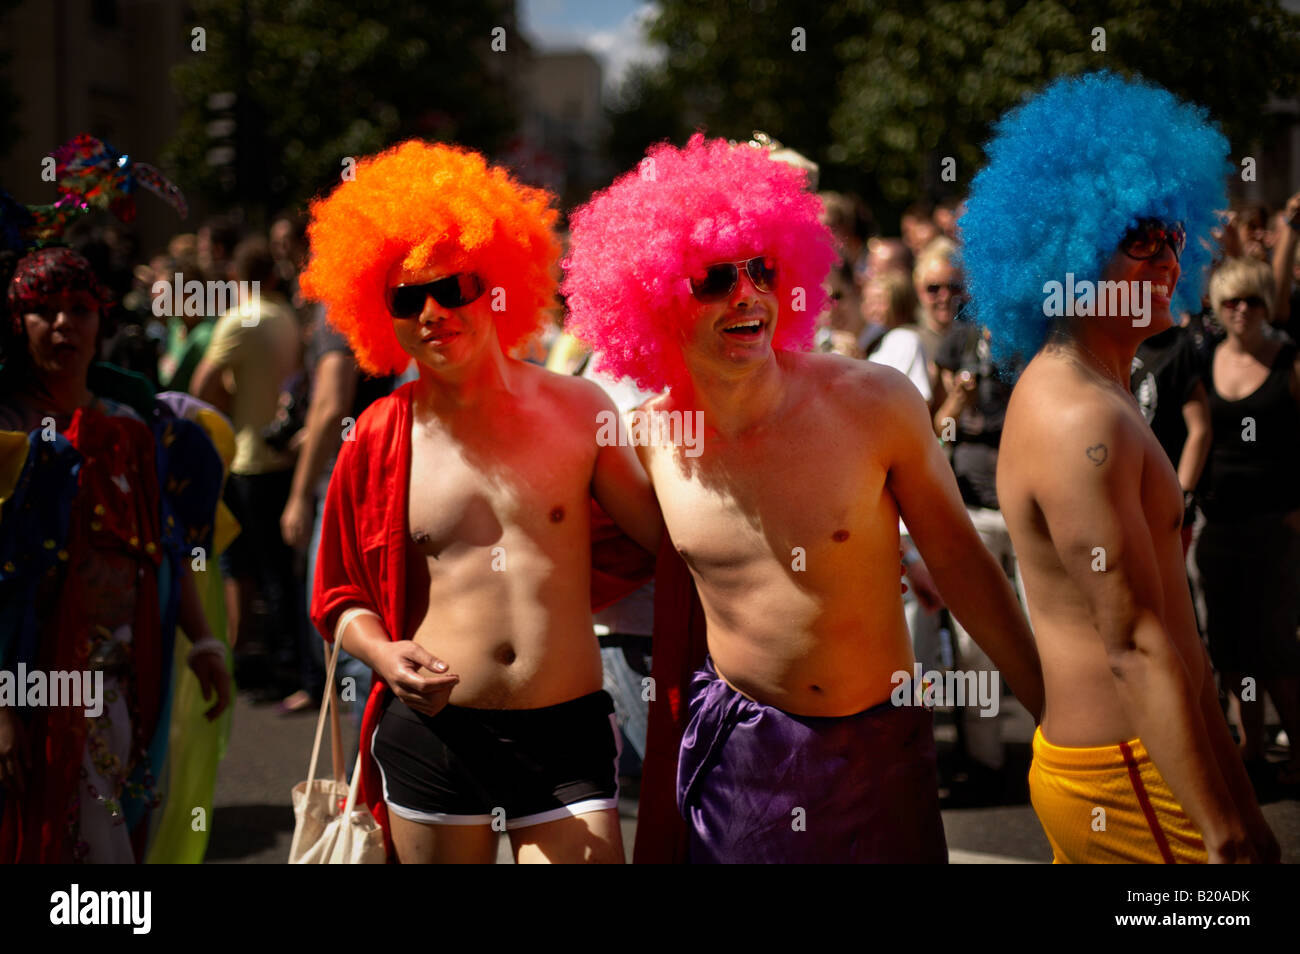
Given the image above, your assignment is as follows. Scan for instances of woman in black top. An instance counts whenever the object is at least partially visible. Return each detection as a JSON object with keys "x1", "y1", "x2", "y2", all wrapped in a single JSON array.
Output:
[{"x1": 1194, "y1": 256, "x2": 1300, "y2": 789}]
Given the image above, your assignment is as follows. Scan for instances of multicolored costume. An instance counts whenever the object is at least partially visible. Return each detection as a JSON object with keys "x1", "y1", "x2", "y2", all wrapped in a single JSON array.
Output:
[
  {"x1": 0, "y1": 368, "x2": 224, "y2": 862},
  {"x1": 2, "y1": 154, "x2": 220, "y2": 860}
]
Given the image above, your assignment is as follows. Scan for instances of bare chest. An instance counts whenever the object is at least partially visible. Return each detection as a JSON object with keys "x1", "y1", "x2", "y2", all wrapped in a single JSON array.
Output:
[
  {"x1": 406, "y1": 417, "x2": 595, "y2": 556},
  {"x1": 648, "y1": 427, "x2": 888, "y2": 574},
  {"x1": 1135, "y1": 416, "x2": 1184, "y2": 537},
  {"x1": 1212, "y1": 347, "x2": 1276, "y2": 401}
]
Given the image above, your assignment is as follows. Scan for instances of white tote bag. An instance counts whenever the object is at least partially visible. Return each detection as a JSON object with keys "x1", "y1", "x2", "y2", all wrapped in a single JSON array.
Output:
[{"x1": 289, "y1": 639, "x2": 385, "y2": 863}]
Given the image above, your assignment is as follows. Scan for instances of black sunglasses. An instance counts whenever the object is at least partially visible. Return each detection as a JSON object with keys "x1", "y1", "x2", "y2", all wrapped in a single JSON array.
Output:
[
  {"x1": 1121, "y1": 219, "x2": 1186, "y2": 262},
  {"x1": 1220, "y1": 295, "x2": 1266, "y2": 311},
  {"x1": 688, "y1": 257, "x2": 777, "y2": 302},
  {"x1": 386, "y1": 273, "x2": 484, "y2": 318},
  {"x1": 924, "y1": 282, "x2": 964, "y2": 297}
]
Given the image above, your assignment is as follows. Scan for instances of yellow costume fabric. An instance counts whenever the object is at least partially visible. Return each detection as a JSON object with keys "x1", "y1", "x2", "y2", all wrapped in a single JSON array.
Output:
[{"x1": 1029, "y1": 727, "x2": 1207, "y2": 864}]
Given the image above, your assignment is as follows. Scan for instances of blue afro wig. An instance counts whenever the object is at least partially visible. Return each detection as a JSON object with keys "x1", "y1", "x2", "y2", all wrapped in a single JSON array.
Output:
[{"x1": 960, "y1": 70, "x2": 1230, "y2": 364}]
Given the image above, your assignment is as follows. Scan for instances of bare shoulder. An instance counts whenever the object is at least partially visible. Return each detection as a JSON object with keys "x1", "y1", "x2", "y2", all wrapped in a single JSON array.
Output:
[
  {"x1": 516, "y1": 359, "x2": 597, "y2": 400},
  {"x1": 516, "y1": 359, "x2": 613, "y2": 432},
  {"x1": 1004, "y1": 353, "x2": 1145, "y2": 489},
  {"x1": 785, "y1": 349, "x2": 920, "y2": 414}
]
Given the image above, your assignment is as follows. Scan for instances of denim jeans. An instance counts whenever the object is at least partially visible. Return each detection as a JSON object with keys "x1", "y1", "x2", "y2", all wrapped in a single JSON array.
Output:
[{"x1": 599, "y1": 633, "x2": 652, "y2": 769}]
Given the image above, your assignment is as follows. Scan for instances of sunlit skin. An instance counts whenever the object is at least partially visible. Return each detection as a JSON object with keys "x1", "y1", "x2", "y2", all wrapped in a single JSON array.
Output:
[
  {"x1": 638, "y1": 258, "x2": 1042, "y2": 720},
  {"x1": 1235, "y1": 214, "x2": 1269, "y2": 262},
  {"x1": 861, "y1": 279, "x2": 889, "y2": 326},
  {"x1": 678, "y1": 260, "x2": 779, "y2": 372},
  {"x1": 865, "y1": 238, "x2": 911, "y2": 279},
  {"x1": 860, "y1": 277, "x2": 911, "y2": 331},
  {"x1": 915, "y1": 257, "x2": 967, "y2": 409},
  {"x1": 902, "y1": 215, "x2": 939, "y2": 258},
  {"x1": 914, "y1": 259, "x2": 965, "y2": 336},
  {"x1": 337, "y1": 257, "x2": 662, "y2": 863},
  {"x1": 825, "y1": 268, "x2": 863, "y2": 338},
  {"x1": 997, "y1": 236, "x2": 1278, "y2": 863},
  {"x1": 1214, "y1": 293, "x2": 1271, "y2": 362}
]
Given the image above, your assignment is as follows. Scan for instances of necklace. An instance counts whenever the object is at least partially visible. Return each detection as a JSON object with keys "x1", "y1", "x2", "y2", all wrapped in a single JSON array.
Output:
[{"x1": 1050, "y1": 333, "x2": 1136, "y2": 402}]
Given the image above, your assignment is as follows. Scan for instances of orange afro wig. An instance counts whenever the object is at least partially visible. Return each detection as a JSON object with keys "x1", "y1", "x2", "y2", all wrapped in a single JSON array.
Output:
[{"x1": 299, "y1": 140, "x2": 560, "y2": 375}]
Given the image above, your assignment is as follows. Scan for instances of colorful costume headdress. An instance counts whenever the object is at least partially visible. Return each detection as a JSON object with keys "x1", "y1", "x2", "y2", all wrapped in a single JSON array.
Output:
[
  {"x1": 1, "y1": 134, "x2": 188, "y2": 256},
  {"x1": 298, "y1": 140, "x2": 561, "y2": 376},
  {"x1": 960, "y1": 71, "x2": 1230, "y2": 364},
  {"x1": 7, "y1": 247, "x2": 111, "y2": 321},
  {"x1": 4, "y1": 135, "x2": 186, "y2": 353},
  {"x1": 562, "y1": 133, "x2": 837, "y2": 393}
]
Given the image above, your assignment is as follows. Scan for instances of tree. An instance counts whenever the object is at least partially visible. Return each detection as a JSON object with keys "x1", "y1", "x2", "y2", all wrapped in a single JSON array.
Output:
[
  {"x1": 167, "y1": 0, "x2": 522, "y2": 216},
  {"x1": 611, "y1": 0, "x2": 1300, "y2": 218},
  {"x1": 607, "y1": 1, "x2": 854, "y2": 180}
]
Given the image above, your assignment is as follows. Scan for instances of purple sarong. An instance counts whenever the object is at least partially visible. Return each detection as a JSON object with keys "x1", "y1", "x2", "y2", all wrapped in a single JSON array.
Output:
[{"x1": 677, "y1": 659, "x2": 948, "y2": 863}]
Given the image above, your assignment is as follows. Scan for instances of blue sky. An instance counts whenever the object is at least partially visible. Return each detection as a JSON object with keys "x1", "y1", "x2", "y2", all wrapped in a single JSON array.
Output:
[{"x1": 519, "y1": 0, "x2": 661, "y2": 92}]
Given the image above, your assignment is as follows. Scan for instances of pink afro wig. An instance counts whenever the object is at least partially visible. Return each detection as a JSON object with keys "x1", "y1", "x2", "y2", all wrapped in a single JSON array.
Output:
[
  {"x1": 299, "y1": 140, "x2": 560, "y2": 376},
  {"x1": 562, "y1": 133, "x2": 836, "y2": 392}
]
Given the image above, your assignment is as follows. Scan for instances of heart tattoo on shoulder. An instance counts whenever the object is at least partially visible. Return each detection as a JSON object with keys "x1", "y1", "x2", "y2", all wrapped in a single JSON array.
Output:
[{"x1": 1086, "y1": 443, "x2": 1108, "y2": 466}]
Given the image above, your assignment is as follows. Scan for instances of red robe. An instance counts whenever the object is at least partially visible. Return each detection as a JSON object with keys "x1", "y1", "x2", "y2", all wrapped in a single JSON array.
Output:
[{"x1": 311, "y1": 383, "x2": 655, "y2": 859}]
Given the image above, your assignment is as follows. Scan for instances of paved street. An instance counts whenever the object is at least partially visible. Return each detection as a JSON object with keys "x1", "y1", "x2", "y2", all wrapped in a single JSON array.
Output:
[{"x1": 208, "y1": 689, "x2": 1300, "y2": 864}]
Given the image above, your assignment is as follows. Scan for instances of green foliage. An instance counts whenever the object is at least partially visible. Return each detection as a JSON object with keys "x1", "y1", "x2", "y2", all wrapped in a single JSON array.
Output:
[
  {"x1": 612, "y1": 0, "x2": 1300, "y2": 214},
  {"x1": 167, "y1": 0, "x2": 519, "y2": 216}
]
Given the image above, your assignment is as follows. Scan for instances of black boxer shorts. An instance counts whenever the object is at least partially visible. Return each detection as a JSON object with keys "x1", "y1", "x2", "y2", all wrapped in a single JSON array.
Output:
[{"x1": 370, "y1": 689, "x2": 620, "y2": 829}]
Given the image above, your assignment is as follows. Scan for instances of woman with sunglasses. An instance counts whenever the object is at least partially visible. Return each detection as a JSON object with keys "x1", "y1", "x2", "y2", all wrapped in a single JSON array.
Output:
[
  {"x1": 913, "y1": 237, "x2": 967, "y2": 409},
  {"x1": 302, "y1": 141, "x2": 661, "y2": 864},
  {"x1": 1193, "y1": 256, "x2": 1300, "y2": 794},
  {"x1": 964, "y1": 70, "x2": 1277, "y2": 863}
]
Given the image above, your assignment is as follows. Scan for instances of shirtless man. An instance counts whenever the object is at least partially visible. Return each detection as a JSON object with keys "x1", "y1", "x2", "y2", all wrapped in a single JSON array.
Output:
[
  {"x1": 961, "y1": 71, "x2": 1278, "y2": 863},
  {"x1": 563, "y1": 134, "x2": 1042, "y2": 862},
  {"x1": 303, "y1": 142, "x2": 660, "y2": 864}
]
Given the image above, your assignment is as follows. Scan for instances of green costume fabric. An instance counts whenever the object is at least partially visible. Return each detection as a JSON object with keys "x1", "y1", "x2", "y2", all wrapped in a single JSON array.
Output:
[{"x1": 145, "y1": 566, "x2": 232, "y2": 863}]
